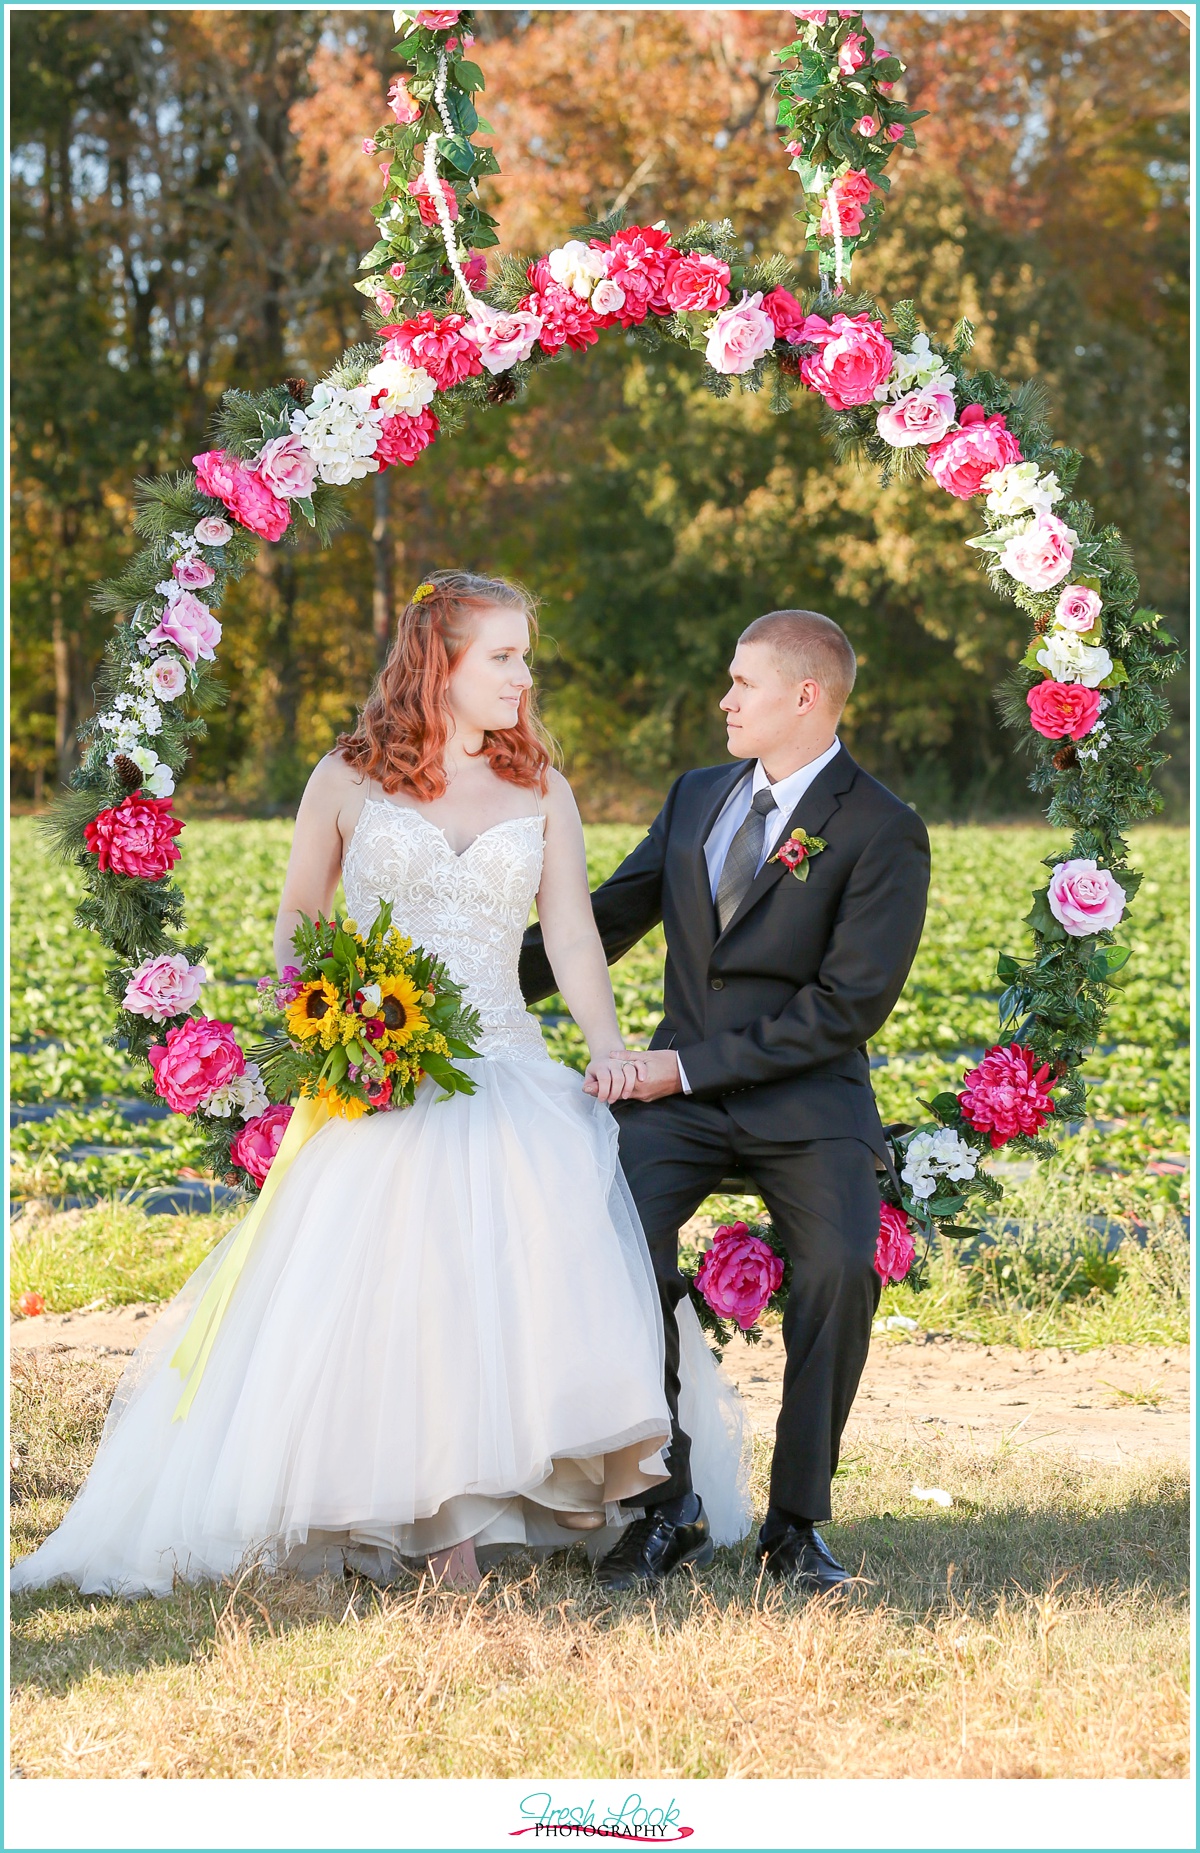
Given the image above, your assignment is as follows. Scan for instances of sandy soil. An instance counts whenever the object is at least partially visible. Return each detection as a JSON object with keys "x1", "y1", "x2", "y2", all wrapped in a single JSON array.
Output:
[{"x1": 10, "y1": 1301, "x2": 1190, "y2": 1465}]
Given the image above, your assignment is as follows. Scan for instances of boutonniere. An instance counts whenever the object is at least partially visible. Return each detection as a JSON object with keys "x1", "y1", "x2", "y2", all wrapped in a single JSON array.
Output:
[{"x1": 770, "y1": 827, "x2": 827, "y2": 882}]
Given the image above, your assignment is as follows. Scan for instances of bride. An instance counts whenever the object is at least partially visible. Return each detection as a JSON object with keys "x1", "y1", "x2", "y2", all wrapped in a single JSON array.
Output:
[{"x1": 11, "y1": 570, "x2": 750, "y2": 1599}]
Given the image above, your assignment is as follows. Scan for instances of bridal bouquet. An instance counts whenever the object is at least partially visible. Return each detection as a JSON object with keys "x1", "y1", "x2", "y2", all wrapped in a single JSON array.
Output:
[{"x1": 251, "y1": 901, "x2": 482, "y2": 1122}]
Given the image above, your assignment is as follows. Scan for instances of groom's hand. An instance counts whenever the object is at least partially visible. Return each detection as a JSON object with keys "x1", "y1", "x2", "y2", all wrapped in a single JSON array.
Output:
[{"x1": 622, "y1": 1049, "x2": 683, "y2": 1102}]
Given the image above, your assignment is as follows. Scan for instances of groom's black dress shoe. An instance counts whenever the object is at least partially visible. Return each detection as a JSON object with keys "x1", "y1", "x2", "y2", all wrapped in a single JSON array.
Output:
[
  {"x1": 594, "y1": 1494, "x2": 714, "y2": 1591},
  {"x1": 755, "y1": 1519, "x2": 851, "y2": 1595}
]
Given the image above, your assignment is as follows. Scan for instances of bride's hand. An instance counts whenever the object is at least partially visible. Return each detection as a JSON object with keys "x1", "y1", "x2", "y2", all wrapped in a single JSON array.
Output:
[{"x1": 583, "y1": 1049, "x2": 648, "y2": 1103}]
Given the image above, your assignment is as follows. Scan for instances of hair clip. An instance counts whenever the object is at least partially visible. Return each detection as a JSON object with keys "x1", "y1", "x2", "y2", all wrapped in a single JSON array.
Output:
[{"x1": 411, "y1": 582, "x2": 436, "y2": 604}]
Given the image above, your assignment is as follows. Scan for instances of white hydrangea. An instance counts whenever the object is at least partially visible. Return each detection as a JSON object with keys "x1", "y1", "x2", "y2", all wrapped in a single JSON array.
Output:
[
  {"x1": 1035, "y1": 632, "x2": 1113, "y2": 688},
  {"x1": 133, "y1": 699, "x2": 163, "y2": 736},
  {"x1": 144, "y1": 761, "x2": 176, "y2": 798},
  {"x1": 365, "y1": 355, "x2": 437, "y2": 416},
  {"x1": 203, "y1": 1062, "x2": 269, "y2": 1121},
  {"x1": 876, "y1": 332, "x2": 955, "y2": 402},
  {"x1": 290, "y1": 383, "x2": 384, "y2": 486},
  {"x1": 547, "y1": 239, "x2": 609, "y2": 300},
  {"x1": 901, "y1": 1128, "x2": 979, "y2": 1202},
  {"x1": 982, "y1": 460, "x2": 1062, "y2": 519}
]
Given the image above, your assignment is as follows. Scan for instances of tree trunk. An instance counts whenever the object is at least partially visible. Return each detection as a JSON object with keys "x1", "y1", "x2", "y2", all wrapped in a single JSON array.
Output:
[
  {"x1": 372, "y1": 469, "x2": 394, "y2": 667},
  {"x1": 51, "y1": 587, "x2": 76, "y2": 789}
]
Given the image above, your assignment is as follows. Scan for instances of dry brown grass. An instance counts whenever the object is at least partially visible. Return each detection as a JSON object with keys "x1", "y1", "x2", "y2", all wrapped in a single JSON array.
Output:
[{"x1": 8, "y1": 1351, "x2": 1190, "y2": 1780}]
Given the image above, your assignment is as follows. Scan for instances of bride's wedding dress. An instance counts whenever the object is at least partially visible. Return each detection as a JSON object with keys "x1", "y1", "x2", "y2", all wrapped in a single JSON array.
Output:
[{"x1": 11, "y1": 798, "x2": 751, "y2": 1598}]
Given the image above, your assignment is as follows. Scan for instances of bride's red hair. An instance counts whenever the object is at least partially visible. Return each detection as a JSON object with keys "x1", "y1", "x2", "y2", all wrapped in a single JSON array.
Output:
[{"x1": 337, "y1": 570, "x2": 555, "y2": 800}]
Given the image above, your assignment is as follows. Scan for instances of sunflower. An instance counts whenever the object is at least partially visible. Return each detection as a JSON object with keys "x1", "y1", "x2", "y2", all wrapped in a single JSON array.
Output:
[
  {"x1": 375, "y1": 973, "x2": 427, "y2": 1047},
  {"x1": 316, "y1": 1078, "x2": 369, "y2": 1120},
  {"x1": 286, "y1": 978, "x2": 341, "y2": 1042}
]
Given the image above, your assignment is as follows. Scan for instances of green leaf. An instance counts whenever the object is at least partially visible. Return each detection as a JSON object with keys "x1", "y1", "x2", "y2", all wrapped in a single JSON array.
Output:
[
  {"x1": 1097, "y1": 659, "x2": 1128, "y2": 689},
  {"x1": 1087, "y1": 944, "x2": 1133, "y2": 981},
  {"x1": 295, "y1": 495, "x2": 315, "y2": 527},
  {"x1": 452, "y1": 58, "x2": 485, "y2": 91},
  {"x1": 440, "y1": 135, "x2": 475, "y2": 174},
  {"x1": 1024, "y1": 888, "x2": 1066, "y2": 942},
  {"x1": 928, "y1": 1090, "x2": 964, "y2": 1123}
]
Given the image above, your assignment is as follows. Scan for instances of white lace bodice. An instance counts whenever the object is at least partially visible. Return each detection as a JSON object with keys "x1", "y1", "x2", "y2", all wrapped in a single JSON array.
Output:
[{"x1": 342, "y1": 798, "x2": 551, "y2": 1063}]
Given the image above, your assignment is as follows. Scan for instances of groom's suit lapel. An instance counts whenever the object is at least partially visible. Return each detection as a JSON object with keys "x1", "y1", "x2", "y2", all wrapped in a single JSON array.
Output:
[
  {"x1": 692, "y1": 764, "x2": 751, "y2": 938},
  {"x1": 715, "y1": 746, "x2": 859, "y2": 944}
]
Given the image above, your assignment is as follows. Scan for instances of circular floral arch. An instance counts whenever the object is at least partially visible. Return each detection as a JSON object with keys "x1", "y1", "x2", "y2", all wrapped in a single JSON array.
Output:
[{"x1": 51, "y1": 8, "x2": 1180, "y2": 1255}]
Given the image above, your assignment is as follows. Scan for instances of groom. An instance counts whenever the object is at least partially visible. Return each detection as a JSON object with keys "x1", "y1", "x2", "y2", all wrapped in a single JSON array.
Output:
[{"x1": 520, "y1": 609, "x2": 930, "y2": 1595}]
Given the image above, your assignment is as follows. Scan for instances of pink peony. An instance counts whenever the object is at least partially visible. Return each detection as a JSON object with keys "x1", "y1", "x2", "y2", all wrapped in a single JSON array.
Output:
[
  {"x1": 172, "y1": 556, "x2": 216, "y2": 590},
  {"x1": 1026, "y1": 680, "x2": 1103, "y2": 741},
  {"x1": 925, "y1": 405, "x2": 1021, "y2": 499},
  {"x1": 387, "y1": 74, "x2": 422, "y2": 123},
  {"x1": 762, "y1": 286, "x2": 809, "y2": 342},
  {"x1": 230, "y1": 1101, "x2": 294, "y2": 1185},
  {"x1": 122, "y1": 952, "x2": 207, "y2": 1024},
  {"x1": 144, "y1": 591, "x2": 222, "y2": 666},
  {"x1": 192, "y1": 449, "x2": 290, "y2": 542},
  {"x1": 414, "y1": 7, "x2": 461, "y2": 25},
  {"x1": 408, "y1": 174, "x2": 458, "y2": 227},
  {"x1": 876, "y1": 381, "x2": 958, "y2": 448},
  {"x1": 1046, "y1": 859, "x2": 1127, "y2": 937},
  {"x1": 837, "y1": 30, "x2": 867, "y2": 74},
  {"x1": 695, "y1": 1221, "x2": 784, "y2": 1331},
  {"x1": 149, "y1": 657, "x2": 188, "y2": 702},
  {"x1": 383, "y1": 309, "x2": 481, "y2": 390},
  {"x1": 253, "y1": 434, "x2": 317, "y2": 501},
  {"x1": 84, "y1": 793, "x2": 183, "y2": 880},
  {"x1": 193, "y1": 516, "x2": 232, "y2": 546},
  {"x1": 665, "y1": 253, "x2": 731, "y2": 314},
  {"x1": 374, "y1": 405, "x2": 440, "y2": 468},
  {"x1": 999, "y1": 511, "x2": 1078, "y2": 591},
  {"x1": 798, "y1": 311, "x2": 893, "y2": 409},
  {"x1": 463, "y1": 305, "x2": 543, "y2": 373},
  {"x1": 705, "y1": 292, "x2": 777, "y2": 374},
  {"x1": 855, "y1": 115, "x2": 878, "y2": 136},
  {"x1": 593, "y1": 225, "x2": 679, "y2": 324},
  {"x1": 959, "y1": 1043, "x2": 1055, "y2": 1148},
  {"x1": 149, "y1": 1016, "x2": 245, "y2": 1115},
  {"x1": 875, "y1": 1202, "x2": 916, "y2": 1284},
  {"x1": 1054, "y1": 585, "x2": 1103, "y2": 632},
  {"x1": 886, "y1": 123, "x2": 905, "y2": 141},
  {"x1": 519, "y1": 283, "x2": 600, "y2": 355}
]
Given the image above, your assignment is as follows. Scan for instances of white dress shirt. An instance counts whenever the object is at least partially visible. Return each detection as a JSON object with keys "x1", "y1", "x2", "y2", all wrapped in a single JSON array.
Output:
[{"x1": 676, "y1": 738, "x2": 841, "y2": 1094}]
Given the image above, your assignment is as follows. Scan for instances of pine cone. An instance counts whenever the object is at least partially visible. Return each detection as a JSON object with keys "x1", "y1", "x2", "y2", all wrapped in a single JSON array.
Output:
[
  {"x1": 284, "y1": 377, "x2": 309, "y2": 404},
  {"x1": 1033, "y1": 612, "x2": 1052, "y2": 633},
  {"x1": 486, "y1": 372, "x2": 520, "y2": 405},
  {"x1": 112, "y1": 755, "x2": 144, "y2": 791},
  {"x1": 776, "y1": 350, "x2": 804, "y2": 378},
  {"x1": 1052, "y1": 745, "x2": 1078, "y2": 771}
]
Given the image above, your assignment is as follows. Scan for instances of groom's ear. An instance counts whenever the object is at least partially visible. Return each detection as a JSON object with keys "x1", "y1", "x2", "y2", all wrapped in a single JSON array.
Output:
[{"x1": 794, "y1": 676, "x2": 824, "y2": 717}]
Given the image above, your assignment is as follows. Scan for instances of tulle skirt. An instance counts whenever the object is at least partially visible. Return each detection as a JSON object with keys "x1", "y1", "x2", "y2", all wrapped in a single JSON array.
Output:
[{"x1": 11, "y1": 1057, "x2": 751, "y2": 1597}]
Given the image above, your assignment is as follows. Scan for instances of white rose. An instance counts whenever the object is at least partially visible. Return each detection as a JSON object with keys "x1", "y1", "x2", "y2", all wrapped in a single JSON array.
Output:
[
  {"x1": 591, "y1": 276, "x2": 626, "y2": 315},
  {"x1": 1035, "y1": 632, "x2": 1113, "y2": 688},
  {"x1": 547, "y1": 239, "x2": 608, "y2": 300},
  {"x1": 366, "y1": 356, "x2": 437, "y2": 415},
  {"x1": 983, "y1": 460, "x2": 1062, "y2": 519}
]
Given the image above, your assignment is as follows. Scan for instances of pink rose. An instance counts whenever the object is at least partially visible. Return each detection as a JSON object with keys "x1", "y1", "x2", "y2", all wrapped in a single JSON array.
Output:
[
  {"x1": 361, "y1": 137, "x2": 377, "y2": 156},
  {"x1": 414, "y1": 8, "x2": 461, "y2": 26},
  {"x1": 519, "y1": 283, "x2": 600, "y2": 355},
  {"x1": 925, "y1": 405, "x2": 1021, "y2": 499},
  {"x1": 84, "y1": 793, "x2": 183, "y2": 880},
  {"x1": 253, "y1": 434, "x2": 317, "y2": 501},
  {"x1": 1026, "y1": 680, "x2": 1103, "y2": 741},
  {"x1": 408, "y1": 174, "x2": 458, "y2": 228},
  {"x1": 705, "y1": 292, "x2": 777, "y2": 375},
  {"x1": 855, "y1": 115, "x2": 878, "y2": 136},
  {"x1": 798, "y1": 311, "x2": 893, "y2": 409},
  {"x1": 122, "y1": 952, "x2": 207, "y2": 1024},
  {"x1": 837, "y1": 30, "x2": 867, "y2": 74},
  {"x1": 145, "y1": 591, "x2": 222, "y2": 666},
  {"x1": 1046, "y1": 859, "x2": 1127, "y2": 937},
  {"x1": 762, "y1": 286, "x2": 809, "y2": 342},
  {"x1": 383, "y1": 309, "x2": 481, "y2": 390},
  {"x1": 593, "y1": 225, "x2": 678, "y2": 324},
  {"x1": 374, "y1": 289, "x2": 395, "y2": 318},
  {"x1": 172, "y1": 556, "x2": 216, "y2": 590},
  {"x1": 193, "y1": 516, "x2": 232, "y2": 546},
  {"x1": 149, "y1": 1016, "x2": 246, "y2": 1115},
  {"x1": 192, "y1": 450, "x2": 290, "y2": 543},
  {"x1": 387, "y1": 74, "x2": 422, "y2": 124},
  {"x1": 784, "y1": 140, "x2": 804, "y2": 157},
  {"x1": 794, "y1": 9, "x2": 828, "y2": 20},
  {"x1": 461, "y1": 251, "x2": 488, "y2": 291},
  {"x1": 959, "y1": 1044, "x2": 1055, "y2": 1148},
  {"x1": 149, "y1": 657, "x2": 188, "y2": 702},
  {"x1": 388, "y1": 262, "x2": 407, "y2": 281},
  {"x1": 665, "y1": 253, "x2": 731, "y2": 314},
  {"x1": 695, "y1": 1222, "x2": 785, "y2": 1331},
  {"x1": 875, "y1": 1203, "x2": 915, "y2": 1285},
  {"x1": 374, "y1": 405, "x2": 440, "y2": 468},
  {"x1": 230, "y1": 1101, "x2": 294, "y2": 1186},
  {"x1": 886, "y1": 123, "x2": 905, "y2": 141},
  {"x1": 999, "y1": 511, "x2": 1078, "y2": 591},
  {"x1": 590, "y1": 276, "x2": 626, "y2": 318},
  {"x1": 877, "y1": 81, "x2": 895, "y2": 94},
  {"x1": 463, "y1": 305, "x2": 543, "y2": 373},
  {"x1": 1054, "y1": 585, "x2": 1103, "y2": 632},
  {"x1": 876, "y1": 382, "x2": 958, "y2": 448}
]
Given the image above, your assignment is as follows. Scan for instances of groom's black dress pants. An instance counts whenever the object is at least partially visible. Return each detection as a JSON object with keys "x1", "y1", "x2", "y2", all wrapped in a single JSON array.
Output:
[{"x1": 612, "y1": 1095, "x2": 882, "y2": 1525}]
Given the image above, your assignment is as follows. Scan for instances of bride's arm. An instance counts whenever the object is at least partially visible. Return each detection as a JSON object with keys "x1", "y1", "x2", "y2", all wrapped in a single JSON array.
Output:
[
  {"x1": 273, "y1": 756, "x2": 353, "y2": 975},
  {"x1": 535, "y1": 770, "x2": 644, "y2": 1105}
]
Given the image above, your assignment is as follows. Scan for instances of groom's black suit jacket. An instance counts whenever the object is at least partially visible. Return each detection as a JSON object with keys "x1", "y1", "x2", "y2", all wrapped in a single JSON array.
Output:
[{"x1": 519, "y1": 746, "x2": 930, "y2": 1164}]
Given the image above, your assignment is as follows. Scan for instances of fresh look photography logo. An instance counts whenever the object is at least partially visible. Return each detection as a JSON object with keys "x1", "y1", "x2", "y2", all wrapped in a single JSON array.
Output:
[{"x1": 510, "y1": 1790, "x2": 694, "y2": 1842}]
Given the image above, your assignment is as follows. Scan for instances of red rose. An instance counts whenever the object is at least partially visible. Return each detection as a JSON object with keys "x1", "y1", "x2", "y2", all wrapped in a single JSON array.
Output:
[
  {"x1": 84, "y1": 793, "x2": 184, "y2": 881},
  {"x1": 665, "y1": 253, "x2": 730, "y2": 315},
  {"x1": 408, "y1": 174, "x2": 459, "y2": 228},
  {"x1": 875, "y1": 1203, "x2": 915, "y2": 1284},
  {"x1": 375, "y1": 406, "x2": 440, "y2": 468},
  {"x1": 148, "y1": 1016, "x2": 245, "y2": 1115},
  {"x1": 762, "y1": 286, "x2": 809, "y2": 343},
  {"x1": 959, "y1": 1043, "x2": 1055, "y2": 1147},
  {"x1": 1026, "y1": 680, "x2": 1103, "y2": 742}
]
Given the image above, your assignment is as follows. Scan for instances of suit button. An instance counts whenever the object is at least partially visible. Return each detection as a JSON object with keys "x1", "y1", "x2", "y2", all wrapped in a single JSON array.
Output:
[{"x1": 710, "y1": 977, "x2": 724, "y2": 991}]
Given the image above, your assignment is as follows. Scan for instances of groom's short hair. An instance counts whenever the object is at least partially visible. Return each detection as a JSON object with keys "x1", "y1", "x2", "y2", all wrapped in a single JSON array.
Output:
[{"x1": 740, "y1": 609, "x2": 857, "y2": 711}]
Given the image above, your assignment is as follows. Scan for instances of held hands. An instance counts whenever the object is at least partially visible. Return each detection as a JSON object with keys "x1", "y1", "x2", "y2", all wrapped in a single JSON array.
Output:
[{"x1": 582, "y1": 1047, "x2": 683, "y2": 1104}]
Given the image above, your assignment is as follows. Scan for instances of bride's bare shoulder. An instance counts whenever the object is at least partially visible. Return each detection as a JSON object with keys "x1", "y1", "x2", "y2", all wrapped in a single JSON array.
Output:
[{"x1": 542, "y1": 767, "x2": 581, "y2": 818}]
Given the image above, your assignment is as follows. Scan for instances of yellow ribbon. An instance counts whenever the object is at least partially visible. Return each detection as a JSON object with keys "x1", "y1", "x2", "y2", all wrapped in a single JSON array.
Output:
[{"x1": 170, "y1": 1095, "x2": 332, "y2": 1421}]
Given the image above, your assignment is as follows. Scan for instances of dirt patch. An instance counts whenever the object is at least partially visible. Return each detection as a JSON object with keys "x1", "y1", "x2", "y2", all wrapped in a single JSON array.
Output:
[{"x1": 10, "y1": 1302, "x2": 1191, "y2": 1465}]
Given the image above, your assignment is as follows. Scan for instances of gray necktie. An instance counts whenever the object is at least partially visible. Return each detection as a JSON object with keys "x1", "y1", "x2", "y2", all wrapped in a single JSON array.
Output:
[{"x1": 715, "y1": 786, "x2": 778, "y2": 931}]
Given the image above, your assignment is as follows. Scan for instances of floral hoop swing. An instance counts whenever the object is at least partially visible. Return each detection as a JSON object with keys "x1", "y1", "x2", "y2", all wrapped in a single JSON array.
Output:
[{"x1": 48, "y1": 8, "x2": 1180, "y2": 1354}]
